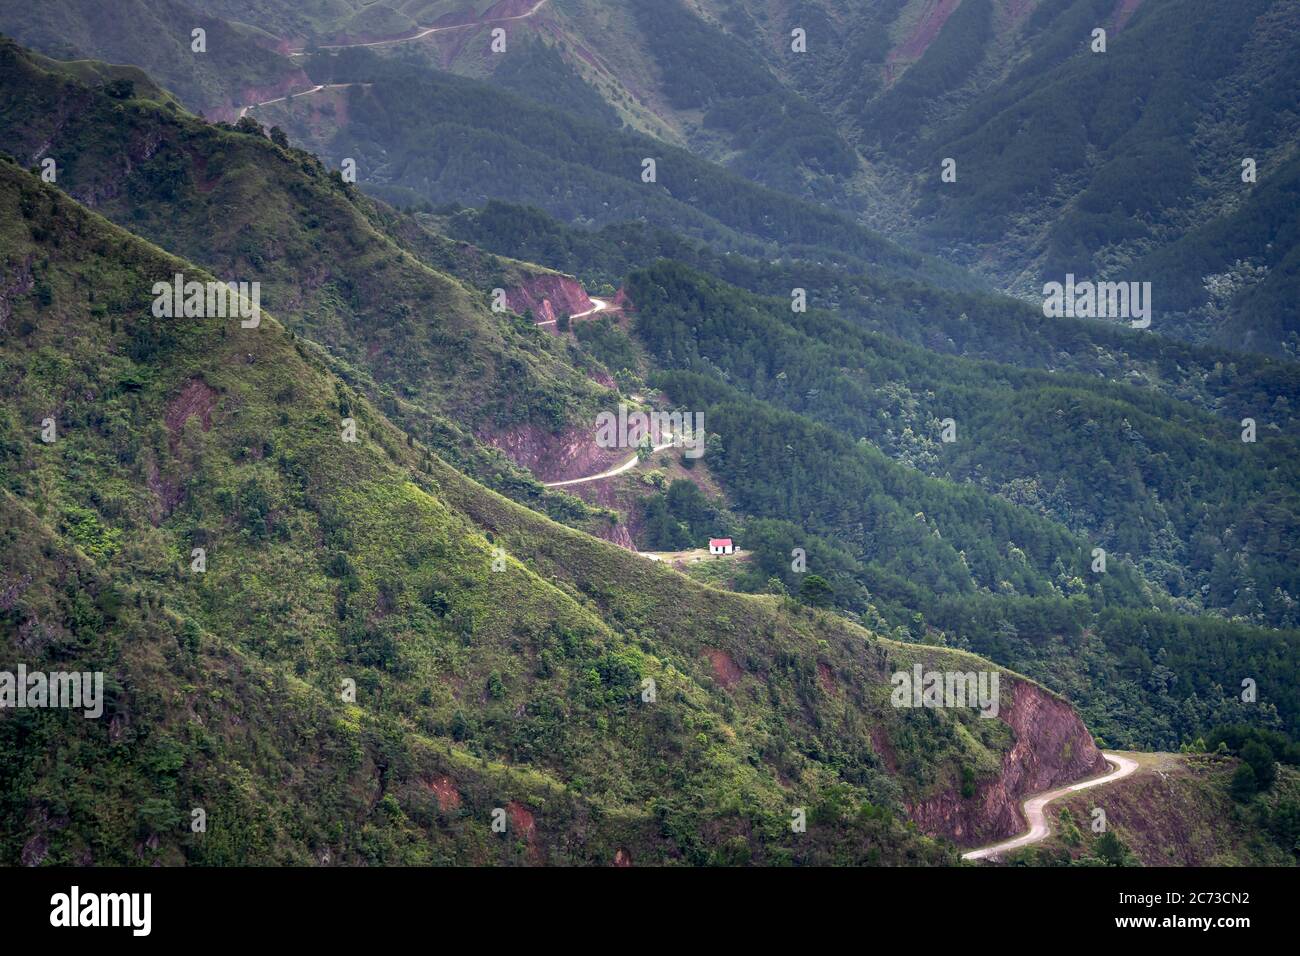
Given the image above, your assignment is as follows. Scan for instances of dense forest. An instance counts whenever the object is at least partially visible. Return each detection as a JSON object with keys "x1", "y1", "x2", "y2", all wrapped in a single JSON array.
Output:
[
  {"x1": 556, "y1": 260, "x2": 1300, "y2": 754},
  {"x1": 444, "y1": 200, "x2": 1300, "y2": 436},
  {"x1": 628, "y1": 262, "x2": 1300, "y2": 628}
]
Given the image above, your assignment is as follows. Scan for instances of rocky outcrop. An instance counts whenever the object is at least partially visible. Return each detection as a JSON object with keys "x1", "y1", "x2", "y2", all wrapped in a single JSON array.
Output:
[
  {"x1": 505, "y1": 274, "x2": 593, "y2": 324},
  {"x1": 485, "y1": 421, "x2": 623, "y2": 484},
  {"x1": 483, "y1": 420, "x2": 644, "y2": 550},
  {"x1": 906, "y1": 679, "x2": 1107, "y2": 847}
]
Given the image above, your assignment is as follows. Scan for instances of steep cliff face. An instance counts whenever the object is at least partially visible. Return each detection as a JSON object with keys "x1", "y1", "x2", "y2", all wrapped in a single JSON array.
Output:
[
  {"x1": 906, "y1": 679, "x2": 1107, "y2": 846},
  {"x1": 1048, "y1": 754, "x2": 1300, "y2": 866},
  {"x1": 484, "y1": 421, "x2": 624, "y2": 483},
  {"x1": 505, "y1": 274, "x2": 593, "y2": 324}
]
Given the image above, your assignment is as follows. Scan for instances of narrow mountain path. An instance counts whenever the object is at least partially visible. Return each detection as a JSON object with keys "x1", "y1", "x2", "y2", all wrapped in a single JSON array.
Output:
[
  {"x1": 237, "y1": 82, "x2": 356, "y2": 119},
  {"x1": 962, "y1": 752, "x2": 1140, "y2": 862},
  {"x1": 237, "y1": 0, "x2": 551, "y2": 116},
  {"x1": 287, "y1": 0, "x2": 551, "y2": 54},
  {"x1": 535, "y1": 296, "x2": 609, "y2": 326},
  {"x1": 543, "y1": 438, "x2": 677, "y2": 488}
]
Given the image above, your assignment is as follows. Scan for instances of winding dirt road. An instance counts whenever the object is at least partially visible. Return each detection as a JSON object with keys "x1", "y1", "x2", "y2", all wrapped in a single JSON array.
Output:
[
  {"x1": 238, "y1": 83, "x2": 355, "y2": 119},
  {"x1": 237, "y1": 0, "x2": 552, "y2": 116},
  {"x1": 962, "y1": 752, "x2": 1139, "y2": 862},
  {"x1": 535, "y1": 296, "x2": 609, "y2": 326},
  {"x1": 543, "y1": 437, "x2": 678, "y2": 488},
  {"x1": 287, "y1": 0, "x2": 551, "y2": 53}
]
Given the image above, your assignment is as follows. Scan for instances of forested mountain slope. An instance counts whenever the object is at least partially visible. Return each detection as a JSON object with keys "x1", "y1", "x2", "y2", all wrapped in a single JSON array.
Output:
[
  {"x1": 16, "y1": 0, "x2": 1294, "y2": 355},
  {"x1": 0, "y1": 36, "x2": 630, "y2": 534},
  {"x1": 443, "y1": 199, "x2": 1300, "y2": 437},
  {"x1": 198, "y1": 0, "x2": 1298, "y2": 356},
  {"x1": 0, "y1": 155, "x2": 1105, "y2": 864},
  {"x1": 0, "y1": 7, "x2": 1295, "y2": 869},
  {"x1": 629, "y1": 261, "x2": 1300, "y2": 631},
  {"x1": 254, "y1": 46, "x2": 970, "y2": 288}
]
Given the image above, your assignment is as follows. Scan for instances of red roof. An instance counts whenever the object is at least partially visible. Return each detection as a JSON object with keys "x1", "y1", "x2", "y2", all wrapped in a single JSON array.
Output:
[{"x1": 709, "y1": 538, "x2": 733, "y2": 547}]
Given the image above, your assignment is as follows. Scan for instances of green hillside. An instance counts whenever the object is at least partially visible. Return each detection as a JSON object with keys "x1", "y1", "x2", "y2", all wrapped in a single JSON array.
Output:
[
  {"x1": 557, "y1": 262, "x2": 1300, "y2": 752},
  {"x1": 0, "y1": 7, "x2": 1295, "y2": 873},
  {"x1": 0, "y1": 36, "x2": 626, "y2": 534},
  {"x1": 14, "y1": 0, "x2": 1294, "y2": 354},
  {"x1": 629, "y1": 261, "x2": 1300, "y2": 626},
  {"x1": 438, "y1": 0, "x2": 1300, "y2": 355},
  {"x1": 0, "y1": 155, "x2": 1089, "y2": 864},
  {"x1": 443, "y1": 199, "x2": 1300, "y2": 437}
]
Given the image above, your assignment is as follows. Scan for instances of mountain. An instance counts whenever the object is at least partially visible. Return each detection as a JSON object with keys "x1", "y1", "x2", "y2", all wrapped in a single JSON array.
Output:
[
  {"x1": 145, "y1": 0, "x2": 1299, "y2": 356},
  {"x1": 0, "y1": 35, "x2": 632, "y2": 538},
  {"x1": 32, "y1": 0, "x2": 1299, "y2": 357},
  {"x1": 256, "y1": 45, "x2": 972, "y2": 288},
  {"x1": 436, "y1": 201, "x2": 1300, "y2": 672},
  {"x1": 0, "y1": 2, "x2": 974, "y2": 289},
  {"x1": 0, "y1": 2, "x2": 1297, "y2": 873},
  {"x1": 440, "y1": 199, "x2": 1300, "y2": 437},
  {"x1": 0, "y1": 153, "x2": 1106, "y2": 864}
]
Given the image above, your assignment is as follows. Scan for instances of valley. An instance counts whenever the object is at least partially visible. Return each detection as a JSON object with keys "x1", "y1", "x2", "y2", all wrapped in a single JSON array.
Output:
[{"x1": 0, "y1": 0, "x2": 1296, "y2": 881}]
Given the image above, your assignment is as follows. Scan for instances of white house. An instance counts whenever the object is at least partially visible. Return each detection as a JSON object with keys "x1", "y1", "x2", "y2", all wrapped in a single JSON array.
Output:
[{"x1": 709, "y1": 538, "x2": 735, "y2": 556}]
